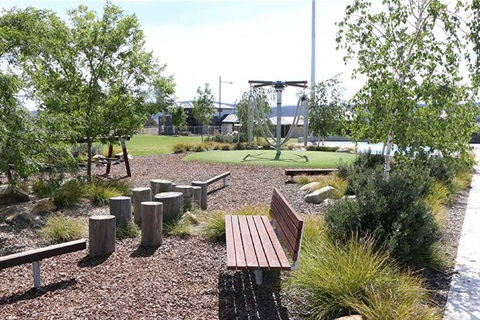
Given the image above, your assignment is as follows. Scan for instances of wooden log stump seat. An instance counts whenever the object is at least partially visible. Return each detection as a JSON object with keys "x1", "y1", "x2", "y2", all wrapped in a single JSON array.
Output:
[
  {"x1": 150, "y1": 179, "x2": 172, "y2": 199},
  {"x1": 175, "y1": 185, "x2": 193, "y2": 210},
  {"x1": 89, "y1": 215, "x2": 116, "y2": 257},
  {"x1": 153, "y1": 192, "x2": 184, "y2": 222},
  {"x1": 141, "y1": 202, "x2": 163, "y2": 247},
  {"x1": 109, "y1": 196, "x2": 132, "y2": 225},
  {"x1": 191, "y1": 181, "x2": 207, "y2": 210},
  {"x1": 0, "y1": 239, "x2": 87, "y2": 288},
  {"x1": 132, "y1": 187, "x2": 151, "y2": 224},
  {"x1": 191, "y1": 186, "x2": 202, "y2": 208}
]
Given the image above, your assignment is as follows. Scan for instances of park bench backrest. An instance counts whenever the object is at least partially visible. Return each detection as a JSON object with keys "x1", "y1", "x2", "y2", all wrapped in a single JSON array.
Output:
[{"x1": 269, "y1": 188, "x2": 304, "y2": 264}]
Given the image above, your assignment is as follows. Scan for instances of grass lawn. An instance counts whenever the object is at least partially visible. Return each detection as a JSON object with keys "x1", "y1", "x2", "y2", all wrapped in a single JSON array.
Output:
[
  {"x1": 183, "y1": 150, "x2": 356, "y2": 168},
  {"x1": 123, "y1": 135, "x2": 202, "y2": 156}
]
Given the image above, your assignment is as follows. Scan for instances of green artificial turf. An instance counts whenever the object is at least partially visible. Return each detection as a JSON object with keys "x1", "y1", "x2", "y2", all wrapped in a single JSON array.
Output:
[
  {"x1": 124, "y1": 135, "x2": 202, "y2": 156},
  {"x1": 182, "y1": 150, "x2": 356, "y2": 168}
]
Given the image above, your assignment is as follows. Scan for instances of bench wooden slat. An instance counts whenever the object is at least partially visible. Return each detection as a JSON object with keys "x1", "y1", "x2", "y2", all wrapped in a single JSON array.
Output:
[
  {"x1": 252, "y1": 216, "x2": 283, "y2": 270},
  {"x1": 259, "y1": 216, "x2": 291, "y2": 270},
  {"x1": 0, "y1": 239, "x2": 87, "y2": 269},
  {"x1": 238, "y1": 215, "x2": 259, "y2": 268},
  {"x1": 231, "y1": 215, "x2": 247, "y2": 270},
  {"x1": 245, "y1": 216, "x2": 269, "y2": 268},
  {"x1": 225, "y1": 215, "x2": 237, "y2": 269}
]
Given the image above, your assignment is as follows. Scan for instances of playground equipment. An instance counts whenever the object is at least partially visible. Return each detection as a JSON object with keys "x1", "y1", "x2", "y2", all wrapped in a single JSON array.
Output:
[{"x1": 247, "y1": 80, "x2": 308, "y2": 157}]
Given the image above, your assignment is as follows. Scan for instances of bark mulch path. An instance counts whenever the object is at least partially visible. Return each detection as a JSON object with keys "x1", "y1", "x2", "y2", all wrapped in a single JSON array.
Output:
[{"x1": 0, "y1": 153, "x2": 469, "y2": 319}]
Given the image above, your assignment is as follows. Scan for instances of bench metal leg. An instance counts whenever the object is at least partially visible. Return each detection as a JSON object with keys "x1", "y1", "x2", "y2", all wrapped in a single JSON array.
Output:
[
  {"x1": 33, "y1": 260, "x2": 41, "y2": 288},
  {"x1": 223, "y1": 177, "x2": 228, "y2": 187},
  {"x1": 254, "y1": 270, "x2": 263, "y2": 285}
]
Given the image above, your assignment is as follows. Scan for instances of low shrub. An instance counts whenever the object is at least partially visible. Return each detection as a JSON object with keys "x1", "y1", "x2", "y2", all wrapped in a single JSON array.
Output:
[
  {"x1": 38, "y1": 215, "x2": 85, "y2": 244},
  {"x1": 289, "y1": 216, "x2": 440, "y2": 319},
  {"x1": 193, "y1": 142, "x2": 209, "y2": 152},
  {"x1": 324, "y1": 166, "x2": 440, "y2": 266},
  {"x1": 116, "y1": 221, "x2": 140, "y2": 240},
  {"x1": 53, "y1": 179, "x2": 85, "y2": 209},
  {"x1": 306, "y1": 145, "x2": 340, "y2": 152},
  {"x1": 165, "y1": 218, "x2": 191, "y2": 237},
  {"x1": 172, "y1": 142, "x2": 194, "y2": 153},
  {"x1": 32, "y1": 178, "x2": 62, "y2": 199},
  {"x1": 88, "y1": 184, "x2": 122, "y2": 206}
]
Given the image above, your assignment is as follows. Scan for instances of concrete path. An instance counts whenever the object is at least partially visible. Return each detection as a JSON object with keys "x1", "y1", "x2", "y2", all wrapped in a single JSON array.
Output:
[{"x1": 444, "y1": 145, "x2": 480, "y2": 320}]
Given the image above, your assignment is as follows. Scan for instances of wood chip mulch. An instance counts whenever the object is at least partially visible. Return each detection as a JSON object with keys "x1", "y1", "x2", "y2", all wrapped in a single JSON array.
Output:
[{"x1": 0, "y1": 152, "x2": 469, "y2": 319}]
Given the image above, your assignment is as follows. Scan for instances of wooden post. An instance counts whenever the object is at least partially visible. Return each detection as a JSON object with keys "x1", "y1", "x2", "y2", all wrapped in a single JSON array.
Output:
[
  {"x1": 141, "y1": 202, "x2": 163, "y2": 247},
  {"x1": 191, "y1": 186, "x2": 201, "y2": 209},
  {"x1": 109, "y1": 196, "x2": 132, "y2": 225},
  {"x1": 120, "y1": 138, "x2": 131, "y2": 177},
  {"x1": 132, "y1": 187, "x2": 151, "y2": 224},
  {"x1": 153, "y1": 192, "x2": 184, "y2": 222},
  {"x1": 106, "y1": 144, "x2": 114, "y2": 176},
  {"x1": 175, "y1": 185, "x2": 194, "y2": 210},
  {"x1": 89, "y1": 215, "x2": 116, "y2": 256},
  {"x1": 150, "y1": 179, "x2": 172, "y2": 199},
  {"x1": 192, "y1": 181, "x2": 208, "y2": 210}
]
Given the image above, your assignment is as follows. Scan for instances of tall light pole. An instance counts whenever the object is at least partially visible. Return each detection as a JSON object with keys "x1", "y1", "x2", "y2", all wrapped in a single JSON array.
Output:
[
  {"x1": 306, "y1": 0, "x2": 316, "y2": 147},
  {"x1": 219, "y1": 75, "x2": 233, "y2": 131}
]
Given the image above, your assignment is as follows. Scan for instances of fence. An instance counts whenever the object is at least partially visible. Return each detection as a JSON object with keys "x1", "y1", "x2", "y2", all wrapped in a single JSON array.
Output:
[{"x1": 138, "y1": 126, "x2": 221, "y2": 136}]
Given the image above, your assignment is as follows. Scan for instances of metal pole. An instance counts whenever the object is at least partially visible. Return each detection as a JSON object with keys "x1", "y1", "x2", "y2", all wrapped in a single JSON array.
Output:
[
  {"x1": 219, "y1": 75, "x2": 222, "y2": 126},
  {"x1": 276, "y1": 88, "x2": 282, "y2": 157},
  {"x1": 307, "y1": 0, "x2": 316, "y2": 147}
]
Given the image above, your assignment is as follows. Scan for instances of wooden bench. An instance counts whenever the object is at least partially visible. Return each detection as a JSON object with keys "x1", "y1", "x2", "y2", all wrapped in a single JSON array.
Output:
[
  {"x1": 192, "y1": 172, "x2": 231, "y2": 210},
  {"x1": 225, "y1": 188, "x2": 304, "y2": 285},
  {"x1": 0, "y1": 239, "x2": 87, "y2": 288},
  {"x1": 285, "y1": 168, "x2": 338, "y2": 182}
]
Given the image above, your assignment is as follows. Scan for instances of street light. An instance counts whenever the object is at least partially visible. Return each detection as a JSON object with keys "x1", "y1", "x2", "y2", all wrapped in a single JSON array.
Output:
[{"x1": 219, "y1": 75, "x2": 233, "y2": 131}]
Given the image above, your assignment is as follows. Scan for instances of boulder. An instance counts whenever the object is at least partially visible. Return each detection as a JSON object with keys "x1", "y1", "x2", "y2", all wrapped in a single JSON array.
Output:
[
  {"x1": 304, "y1": 186, "x2": 336, "y2": 204},
  {"x1": 0, "y1": 184, "x2": 30, "y2": 205},
  {"x1": 342, "y1": 195, "x2": 356, "y2": 201},
  {"x1": 31, "y1": 198, "x2": 56, "y2": 214},
  {"x1": 323, "y1": 198, "x2": 337, "y2": 206},
  {"x1": 300, "y1": 181, "x2": 321, "y2": 193}
]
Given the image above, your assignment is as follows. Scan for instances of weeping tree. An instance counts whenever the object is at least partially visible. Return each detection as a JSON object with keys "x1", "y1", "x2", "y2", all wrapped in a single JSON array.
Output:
[
  {"x1": 337, "y1": 0, "x2": 477, "y2": 179},
  {"x1": 308, "y1": 75, "x2": 347, "y2": 145},
  {"x1": 0, "y1": 3, "x2": 174, "y2": 178},
  {"x1": 235, "y1": 87, "x2": 272, "y2": 144}
]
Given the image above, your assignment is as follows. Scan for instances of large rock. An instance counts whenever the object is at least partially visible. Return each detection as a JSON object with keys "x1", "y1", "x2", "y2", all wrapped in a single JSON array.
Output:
[
  {"x1": 304, "y1": 186, "x2": 336, "y2": 204},
  {"x1": 31, "y1": 198, "x2": 56, "y2": 214},
  {"x1": 0, "y1": 184, "x2": 30, "y2": 205},
  {"x1": 342, "y1": 195, "x2": 356, "y2": 201},
  {"x1": 300, "y1": 181, "x2": 321, "y2": 193}
]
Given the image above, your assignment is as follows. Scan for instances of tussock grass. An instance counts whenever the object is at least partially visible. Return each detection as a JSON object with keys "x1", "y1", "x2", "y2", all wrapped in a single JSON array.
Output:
[
  {"x1": 38, "y1": 215, "x2": 85, "y2": 244},
  {"x1": 201, "y1": 205, "x2": 269, "y2": 242},
  {"x1": 116, "y1": 221, "x2": 140, "y2": 240},
  {"x1": 53, "y1": 179, "x2": 85, "y2": 209},
  {"x1": 165, "y1": 219, "x2": 191, "y2": 237},
  {"x1": 289, "y1": 216, "x2": 441, "y2": 319},
  {"x1": 87, "y1": 184, "x2": 122, "y2": 206}
]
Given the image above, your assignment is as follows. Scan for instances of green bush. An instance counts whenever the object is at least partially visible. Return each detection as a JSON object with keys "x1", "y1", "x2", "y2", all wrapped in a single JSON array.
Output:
[
  {"x1": 53, "y1": 179, "x2": 85, "y2": 209},
  {"x1": 289, "y1": 217, "x2": 440, "y2": 319},
  {"x1": 306, "y1": 145, "x2": 340, "y2": 152},
  {"x1": 32, "y1": 178, "x2": 62, "y2": 199},
  {"x1": 172, "y1": 142, "x2": 194, "y2": 153},
  {"x1": 38, "y1": 215, "x2": 85, "y2": 244},
  {"x1": 324, "y1": 166, "x2": 440, "y2": 266}
]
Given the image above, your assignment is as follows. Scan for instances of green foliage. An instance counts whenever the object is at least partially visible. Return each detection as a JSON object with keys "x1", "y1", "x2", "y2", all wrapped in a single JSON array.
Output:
[
  {"x1": 38, "y1": 215, "x2": 85, "y2": 244},
  {"x1": 164, "y1": 218, "x2": 191, "y2": 237},
  {"x1": 116, "y1": 221, "x2": 140, "y2": 240},
  {"x1": 337, "y1": 0, "x2": 477, "y2": 170},
  {"x1": 1, "y1": 3, "x2": 174, "y2": 178},
  {"x1": 53, "y1": 179, "x2": 85, "y2": 209},
  {"x1": 87, "y1": 184, "x2": 122, "y2": 206},
  {"x1": 172, "y1": 142, "x2": 193, "y2": 153},
  {"x1": 308, "y1": 75, "x2": 347, "y2": 141},
  {"x1": 193, "y1": 83, "x2": 215, "y2": 141},
  {"x1": 289, "y1": 217, "x2": 439, "y2": 319},
  {"x1": 235, "y1": 88, "x2": 272, "y2": 143},
  {"x1": 306, "y1": 145, "x2": 340, "y2": 152},
  {"x1": 324, "y1": 165, "x2": 440, "y2": 266},
  {"x1": 170, "y1": 105, "x2": 187, "y2": 135},
  {"x1": 32, "y1": 178, "x2": 62, "y2": 199}
]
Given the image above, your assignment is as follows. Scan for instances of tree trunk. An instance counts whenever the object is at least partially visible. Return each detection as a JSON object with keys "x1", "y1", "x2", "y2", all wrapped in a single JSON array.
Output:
[
  {"x1": 153, "y1": 192, "x2": 184, "y2": 222},
  {"x1": 141, "y1": 201, "x2": 163, "y2": 247},
  {"x1": 384, "y1": 131, "x2": 394, "y2": 181},
  {"x1": 87, "y1": 137, "x2": 93, "y2": 178},
  {"x1": 89, "y1": 215, "x2": 116, "y2": 256},
  {"x1": 132, "y1": 187, "x2": 151, "y2": 224},
  {"x1": 109, "y1": 196, "x2": 132, "y2": 225}
]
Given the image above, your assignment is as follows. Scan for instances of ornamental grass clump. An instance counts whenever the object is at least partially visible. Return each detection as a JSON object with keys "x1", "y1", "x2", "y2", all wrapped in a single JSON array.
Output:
[
  {"x1": 38, "y1": 215, "x2": 85, "y2": 244},
  {"x1": 289, "y1": 217, "x2": 440, "y2": 319},
  {"x1": 53, "y1": 179, "x2": 85, "y2": 209},
  {"x1": 116, "y1": 221, "x2": 140, "y2": 240}
]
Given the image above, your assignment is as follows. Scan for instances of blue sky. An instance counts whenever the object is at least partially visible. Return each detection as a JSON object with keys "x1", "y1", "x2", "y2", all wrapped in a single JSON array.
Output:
[{"x1": 1, "y1": 0, "x2": 364, "y2": 106}]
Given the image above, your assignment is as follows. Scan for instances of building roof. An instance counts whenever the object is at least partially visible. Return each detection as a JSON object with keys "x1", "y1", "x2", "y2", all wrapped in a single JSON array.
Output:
[
  {"x1": 222, "y1": 114, "x2": 239, "y2": 123},
  {"x1": 268, "y1": 116, "x2": 305, "y2": 126}
]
